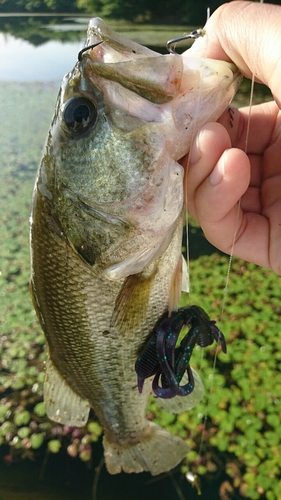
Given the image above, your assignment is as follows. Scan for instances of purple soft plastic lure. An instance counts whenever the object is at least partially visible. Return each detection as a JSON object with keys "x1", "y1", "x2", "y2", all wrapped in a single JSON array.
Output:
[{"x1": 135, "y1": 305, "x2": 226, "y2": 399}]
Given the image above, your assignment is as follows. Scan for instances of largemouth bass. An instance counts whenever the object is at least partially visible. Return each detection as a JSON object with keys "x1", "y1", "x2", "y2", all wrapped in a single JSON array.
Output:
[{"x1": 30, "y1": 18, "x2": 240, "y2": 475}]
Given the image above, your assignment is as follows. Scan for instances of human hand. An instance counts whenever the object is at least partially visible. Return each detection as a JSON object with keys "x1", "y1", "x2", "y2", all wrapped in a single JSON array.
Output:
[{"x1": 182, "y1": 1, "x2": 281, "y2": 275}]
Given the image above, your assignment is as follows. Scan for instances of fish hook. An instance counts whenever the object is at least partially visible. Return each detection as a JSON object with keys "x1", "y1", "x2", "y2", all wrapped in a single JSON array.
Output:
[
  {"x1": 166, "y1": 29, "x2": 205, "y2": 54},
  {"x1": 78, "y1": 41, "x2": 103, "y2": 62}
]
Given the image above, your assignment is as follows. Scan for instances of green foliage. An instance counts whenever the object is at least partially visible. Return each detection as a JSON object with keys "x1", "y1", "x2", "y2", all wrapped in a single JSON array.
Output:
[
  {"x1": 76, "y1": 0, "x2": 225, "y2": 23},
  {"x1": 47, "y1": 439, "x2": 62, "y2": 453},
  {"x1": 0, "y1": 0, "x2": 80, "y2": 13},
  {"x1": 1, "y1": 0, "x2": 281, "y2": 23}
]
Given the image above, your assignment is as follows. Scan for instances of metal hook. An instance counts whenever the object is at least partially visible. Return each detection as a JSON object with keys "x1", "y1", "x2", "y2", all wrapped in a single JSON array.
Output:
[
  {"x1": 166, "y1": 29, "x2": 205, "y2": 54},
  {"x1": 78, "y1": 41, "x2": 103, "y2": 62}
]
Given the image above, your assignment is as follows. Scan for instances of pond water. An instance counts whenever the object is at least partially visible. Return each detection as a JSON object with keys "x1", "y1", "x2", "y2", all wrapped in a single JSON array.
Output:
[
  {"x1": 0, "y1": 32, "x2": 83, "y2": 82},
  {"x1": 0, "y1": 16, "x2": 192, "y2": 83}
]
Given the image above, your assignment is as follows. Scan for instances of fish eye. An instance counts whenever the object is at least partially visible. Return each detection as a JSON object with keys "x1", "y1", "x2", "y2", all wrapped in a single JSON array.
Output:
[{"x1": 63, "y1": 97, "x2": 97, "y2": 133}]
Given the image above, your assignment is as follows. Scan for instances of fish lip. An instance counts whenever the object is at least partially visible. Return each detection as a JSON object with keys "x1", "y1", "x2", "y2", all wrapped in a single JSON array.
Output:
[{"x1": 86, "y1": 17, "x2": 159, "y2": 60}]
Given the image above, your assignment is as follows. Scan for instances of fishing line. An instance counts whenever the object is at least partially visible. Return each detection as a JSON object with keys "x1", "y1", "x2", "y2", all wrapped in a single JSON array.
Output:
[
  {"x1": 219, "y1": 71, "x2": 256, "y2": 319},
  {"x1": 92, "y1": 456, "x2": 104, "y2": 500},
  {"x1": 181, "y1": 8, "x2": 210, "y2": 303},
  {"x1": 219, "y1": 0, "x2": 262, "y2": 327},
  {"x1": 166, "y1": 20, "x2": 214, "y2": 484},
  {"x1": 173, "y1": 16, "x2": 224, "y2": 486},
  {"x1": 183, "y1": 30, "x2": 210, "y2": 304},
  {"x1": 186, "y1": 48, "x2": 225, "y2": 486},
  {"x1": 197, "y1": 10, "x2": 257, "y2": 462},
  {"x1": 167, "y1": 22, "x2": 213, "y2": 493},
  {"x1": 168, "y1": 470, "x2": 186, "y2": 500}
]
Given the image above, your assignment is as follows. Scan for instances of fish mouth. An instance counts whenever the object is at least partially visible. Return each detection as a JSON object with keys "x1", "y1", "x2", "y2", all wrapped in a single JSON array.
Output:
[{"x1": 79, "y1": 18, "x2": 184, "y2": 105}]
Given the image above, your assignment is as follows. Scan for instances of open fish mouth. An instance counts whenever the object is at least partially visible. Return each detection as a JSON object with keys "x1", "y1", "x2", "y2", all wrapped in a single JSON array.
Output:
[{"x1": 77, "y1": 18, "x2": 241, "y2": 151}]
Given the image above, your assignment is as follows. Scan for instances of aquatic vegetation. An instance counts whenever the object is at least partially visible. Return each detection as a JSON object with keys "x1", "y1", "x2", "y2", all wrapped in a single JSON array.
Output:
[
  {"x1": 148, "y1": 254, "x2": 281, "y2": 499},
  {"x1": 1, "y1": 82, "x2": 281, "y2": 497}
]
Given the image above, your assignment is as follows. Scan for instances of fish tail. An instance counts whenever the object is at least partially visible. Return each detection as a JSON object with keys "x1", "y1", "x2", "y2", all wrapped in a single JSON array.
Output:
[{"x1": 103, "y1": 422, "x2": 188, "y2": 476}]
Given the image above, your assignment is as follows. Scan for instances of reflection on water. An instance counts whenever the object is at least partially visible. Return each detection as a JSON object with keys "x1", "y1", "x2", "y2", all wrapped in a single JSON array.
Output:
[
  {"x1": 0, "y1": 33, "x2": 83, "y2": 82},
  {"x1": 0, "y1": 15, "x2": 195, "y2": 82},
  {"x1": 0, "y1": 16, "x2": 90, "y2": 82}
]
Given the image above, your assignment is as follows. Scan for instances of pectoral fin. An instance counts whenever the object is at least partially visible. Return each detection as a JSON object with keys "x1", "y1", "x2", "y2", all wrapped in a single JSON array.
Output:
[
  {"x1": 181, "y1": 255, "x2": 189, "y2": 293},
  {"x1": 168, "y1": 255, "x2": 190, "y2": 313},
  {"x1": 111, "y1": 270, "x2": 156, "y2": 335},
  {"x1": 44, "y1": 358, "x2": 90, "y2": 427}
]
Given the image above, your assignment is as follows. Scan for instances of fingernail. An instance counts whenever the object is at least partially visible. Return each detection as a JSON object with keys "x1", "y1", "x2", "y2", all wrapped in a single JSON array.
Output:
[
  {"x1": 209, "y1": 155, "x2": 225, "y2": 186},
  {"x1": 189, "y1": 132, "x2": 202, "y2": 164}
]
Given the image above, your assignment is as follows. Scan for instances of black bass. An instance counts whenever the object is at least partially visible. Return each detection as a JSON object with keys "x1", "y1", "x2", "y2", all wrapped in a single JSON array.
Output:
[{"x1": 30, "y1": 18, "x2": 240, "y2": 475}]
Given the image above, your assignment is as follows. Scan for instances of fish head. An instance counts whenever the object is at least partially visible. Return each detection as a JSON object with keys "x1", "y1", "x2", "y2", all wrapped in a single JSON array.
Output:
[{"x1": 38, "y1": 19, "x2": 240, "y2": 279}]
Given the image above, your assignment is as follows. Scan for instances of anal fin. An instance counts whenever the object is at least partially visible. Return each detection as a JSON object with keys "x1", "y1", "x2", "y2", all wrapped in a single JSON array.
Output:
[
  {"x1": 154, "y1": 368, "x2": 204, "y2": 414},
  {"x1": 44, "y1": 358, "x2": 90, "y2": 427}
]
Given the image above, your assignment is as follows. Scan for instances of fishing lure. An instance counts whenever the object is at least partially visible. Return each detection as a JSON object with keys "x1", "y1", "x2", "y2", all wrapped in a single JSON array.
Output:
[{"x1": 135, "y1": 305, "x2": 226, "y2": 399}]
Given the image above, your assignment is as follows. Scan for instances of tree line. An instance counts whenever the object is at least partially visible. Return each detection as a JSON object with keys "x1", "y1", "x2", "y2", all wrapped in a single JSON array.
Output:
[{"x1": 1, "y1": 0, "x2": 281, "y2": 24}]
